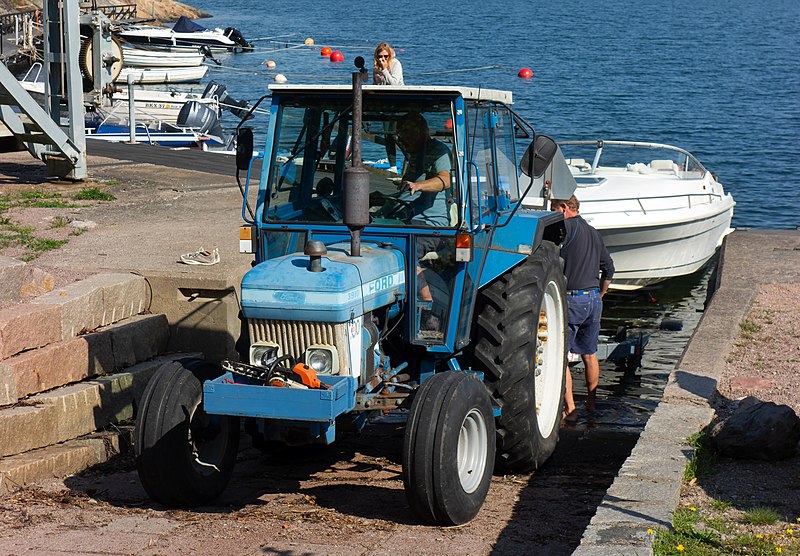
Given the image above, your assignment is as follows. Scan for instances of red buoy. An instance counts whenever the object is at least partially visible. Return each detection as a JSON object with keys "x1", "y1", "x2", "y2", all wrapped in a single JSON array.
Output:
[
  {"x1": 330, "y1": 50, "x2": 344, "y2": 62},
  {"x1": 518, "y1": 67, "x2": 534, "y2": 79},
  {"x1": 320, "y1": 46, "x2": 332, "y2": 56}
]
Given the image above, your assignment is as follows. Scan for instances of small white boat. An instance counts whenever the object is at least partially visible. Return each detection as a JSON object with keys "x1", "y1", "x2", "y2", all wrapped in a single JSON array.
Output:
[
  {"x1": 540, "y1": 140, "x2": 735, "y2": 290},
  {"x1": 121, "y1": 44, "x2": 206, "y2": 68},
  {"x1": 116, "y1": 16, "x2": 252, "y2": 52},
  {"x1": 116, "y1": 66, "x2": 209, "y2": 84}
]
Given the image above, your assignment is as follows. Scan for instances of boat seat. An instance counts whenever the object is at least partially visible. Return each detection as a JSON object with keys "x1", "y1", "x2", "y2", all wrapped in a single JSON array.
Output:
[
  {"x1": 566, "y1": 158, "x2": 591, "y2": 171},
  {"x1": 650, "y1": 159, "x2": 679, "y2": 174}
]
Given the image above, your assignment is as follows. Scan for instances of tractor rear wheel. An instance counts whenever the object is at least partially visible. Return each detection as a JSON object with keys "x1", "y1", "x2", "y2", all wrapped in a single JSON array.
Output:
[
  {"x1": 473, "y1": 241, "x2": 567, "y2": 473},
  {"x1": 402, "y1": 371, "x2": 495, "y2": 525},
  {"x1": 135, "y1": 358, "x2": 239, "y2": 507}
]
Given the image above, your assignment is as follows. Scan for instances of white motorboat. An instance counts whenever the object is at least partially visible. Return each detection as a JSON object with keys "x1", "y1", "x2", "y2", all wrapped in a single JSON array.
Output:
[
  {"x1": 121, "y1": 44, "x2": 206, "y2": 68},
  {"x1": 115, "y1": 16, "x2": 252, "y2": 52},
  {"x1": 543, "y1": 140, "x2": 735, "y2": 290},
  {"x1": 115, "y1": 65, "x2": 209, "y2": 84},
  {"x1": 109, "y1": 89, "x2": 219, "y2": 126}
]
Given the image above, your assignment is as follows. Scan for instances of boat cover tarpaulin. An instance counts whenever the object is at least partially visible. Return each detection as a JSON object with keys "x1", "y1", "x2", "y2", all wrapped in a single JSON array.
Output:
[{"x1": 172, "y1": 16, "x2": 207, "y2": 33}]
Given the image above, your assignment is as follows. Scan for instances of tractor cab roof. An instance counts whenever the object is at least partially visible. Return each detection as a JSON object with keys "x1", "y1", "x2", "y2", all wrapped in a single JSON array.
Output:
[{"x1": 267, "y1": 84, "x2": 513, "y2": 105}]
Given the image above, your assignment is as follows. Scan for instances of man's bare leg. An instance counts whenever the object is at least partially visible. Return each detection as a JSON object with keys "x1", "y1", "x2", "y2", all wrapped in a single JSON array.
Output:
[
  {"x1": 581, "y1": 353, "x2": 600, "y2": 411},
  {"x1": 563, "y1": 367, "x2": 576, "y2": 417}
]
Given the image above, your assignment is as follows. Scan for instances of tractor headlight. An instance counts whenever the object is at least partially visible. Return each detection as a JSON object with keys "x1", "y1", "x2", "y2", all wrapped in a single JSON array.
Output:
[
  {"x1": 305, "y1": 345, "x2": 338, "y2": 375},
  {"x1": 250, "y1": 342, "x2": 280, "y2": 368}
]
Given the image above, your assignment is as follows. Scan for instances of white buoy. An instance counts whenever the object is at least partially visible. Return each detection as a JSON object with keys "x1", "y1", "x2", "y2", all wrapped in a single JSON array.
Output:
[
  {"x1": 274, "y1": 73, "x2": 288, "y2": 83},
  {"x1": 265, "y1": 60, "x2": 276, "y2": 69},
  {"x1": 304, "y1": 37, "x2": 314, "y2": 46}
]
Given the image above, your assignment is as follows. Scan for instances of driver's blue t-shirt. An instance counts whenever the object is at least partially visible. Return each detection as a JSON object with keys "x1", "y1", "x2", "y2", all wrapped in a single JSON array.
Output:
[{"x1": 402, "y1": 138, "x2": 452, "y2": 227}]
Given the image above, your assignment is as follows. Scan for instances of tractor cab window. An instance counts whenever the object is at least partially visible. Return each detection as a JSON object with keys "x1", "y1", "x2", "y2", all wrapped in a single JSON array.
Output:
[
  {"x1": 264, "y1": 96, "x2": 458, "y2": 229},
  {"x1": 465, "y1": 102, "x2": 519, "y2": 227}
]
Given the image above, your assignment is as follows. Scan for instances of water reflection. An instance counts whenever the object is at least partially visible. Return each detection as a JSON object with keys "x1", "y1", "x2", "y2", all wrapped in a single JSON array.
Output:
[{"x1": 567, "y1": 258, "x2": 714, "y2": 431}]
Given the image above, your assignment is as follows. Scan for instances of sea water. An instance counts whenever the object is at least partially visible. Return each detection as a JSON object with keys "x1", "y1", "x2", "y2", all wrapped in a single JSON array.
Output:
[{"x1": 184, "y1": 0, "x2": 799, "y2": 230}]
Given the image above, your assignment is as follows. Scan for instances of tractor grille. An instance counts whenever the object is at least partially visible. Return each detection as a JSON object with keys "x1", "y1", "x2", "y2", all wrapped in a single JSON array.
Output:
[{"x1": 248, "y1": 319, "x2": 350, "y2": 373}]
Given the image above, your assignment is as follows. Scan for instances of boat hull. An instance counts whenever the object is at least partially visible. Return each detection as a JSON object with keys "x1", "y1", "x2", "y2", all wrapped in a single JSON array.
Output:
[
  {"x1": 590, "y1": 202, "x2": 734, "y2": 289},
  {"x1": 118, "y1": 30, "x2": 236, "y2": 53},
  {"x1": 122, "y1": 47, "x2": 205, "y2": 68},
  {"x1": 116, "y1": 66, "x2": 209, "y2": 84}
]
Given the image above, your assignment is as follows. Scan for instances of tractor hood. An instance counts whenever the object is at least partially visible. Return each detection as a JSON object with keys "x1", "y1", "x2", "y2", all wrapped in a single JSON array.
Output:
[{"x1": 241, "y1": 242, "x2": 406, "y2": 323}]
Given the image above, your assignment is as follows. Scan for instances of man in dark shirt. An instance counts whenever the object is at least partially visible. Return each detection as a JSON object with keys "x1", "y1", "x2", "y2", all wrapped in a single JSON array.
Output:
[{"x1": 551, "y1": 195, "x2": 615, "y2": 416}]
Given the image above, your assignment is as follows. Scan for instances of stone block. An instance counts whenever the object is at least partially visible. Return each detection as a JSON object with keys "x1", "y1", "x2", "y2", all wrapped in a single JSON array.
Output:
[
  {"x1": 31, "y1": 272, "x2": 149, "y2": 340},
  {"x1": 31, "y1": 278, "x2": 105, "y2": 340},
  {"x1": 106, "y1": 314, "x2": 169, "y2": 369},
  {"x1": 0, "y1": 363, "x2": 19, "y2": 406},
  {"x1": 0, "y1": 257, "x2": 27, "y2": 298},
  {"x1": 0, "y1": 256, "x2": 54, "y2": 300},
  {"x1": 5, "y1": 333, "x2": 114, "y2": 399},
  {"x1": 616, "y1": 440, "x2": 690, "y2": 482},
  {"x1": 576, "y1": 522, "x2": 654, "y2": 555},
  {"x1": 0, "y1": 303, "x2": 62, "y2": 361},
  {"x1": 0, "y1": 429, "x2": 131, "y2": 496},
  {"x1": 637, "y1": 403, "x2": 714, "y2": 443},
  {"x1": 573, "y1": 544, "x2": 651, "y2": 556},
  {"x1": 96, "y1": 273, "x2": 149, "y2": 325},
  {"x1": 0, "y1": 402, "x2": 58, "y2": 457},
  {"x1": 604, "y1": 477, "x2": 681, "y2": 506},
  {"x1": 590, "y1": 499, "x2": 675, "y2": 529},
  {"x1": 31, "y1": 383, "x2": 104, "y2": 449}
]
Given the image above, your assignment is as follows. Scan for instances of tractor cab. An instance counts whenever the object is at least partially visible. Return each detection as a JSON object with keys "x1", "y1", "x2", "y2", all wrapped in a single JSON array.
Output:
[{"x1": 242, "y1": 84, "x2": 570, "y2": 347}]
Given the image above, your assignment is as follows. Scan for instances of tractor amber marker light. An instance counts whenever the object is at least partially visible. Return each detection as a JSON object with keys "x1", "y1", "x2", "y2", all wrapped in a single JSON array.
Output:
[
  {"x1": 239, "y1": 226, "x2": 254, "y2": 253},
  {"x1": 456, "y1": 233, "x2": 473, "y2": 262}
]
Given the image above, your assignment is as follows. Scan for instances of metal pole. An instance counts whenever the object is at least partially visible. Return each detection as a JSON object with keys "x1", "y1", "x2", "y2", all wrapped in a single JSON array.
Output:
[
  {"x1": 343, "y1": 67, "x2": 370, "y2": 257},
  {"x1": 62, "y1": 0, "x2": 87, "y2": 179},
  {"x1": 351, "y1": 72, "x2": 362, "y2": 167},
  {"x1": 127, "y1": 74, "x2": 136, "y2": 143}
]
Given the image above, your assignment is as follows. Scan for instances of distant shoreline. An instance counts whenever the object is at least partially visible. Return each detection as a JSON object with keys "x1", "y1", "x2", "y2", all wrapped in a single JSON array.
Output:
[{"x1": 0, "y1": 0, "x2": 209, "y2": 22}]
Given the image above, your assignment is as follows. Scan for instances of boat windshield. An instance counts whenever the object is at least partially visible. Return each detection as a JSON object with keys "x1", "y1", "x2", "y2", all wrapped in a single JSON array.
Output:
[
  {"x1": 560, "y1": 141, "x2": 707, "y2": 180},
  {"x1": 264, "y1": 95, "x2": 457, "y2": 228}
]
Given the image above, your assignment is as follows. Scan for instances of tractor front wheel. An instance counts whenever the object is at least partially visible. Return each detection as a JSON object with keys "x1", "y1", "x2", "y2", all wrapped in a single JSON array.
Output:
[
  {"x1": 135, "y1": 358, "x2": 239, "y2": 507},
  {"x1": 402, "y1": 371, "x2": 496, "y2": 525}
]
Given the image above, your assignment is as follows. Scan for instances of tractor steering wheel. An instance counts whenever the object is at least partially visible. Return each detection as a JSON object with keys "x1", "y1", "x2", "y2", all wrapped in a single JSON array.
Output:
[{"x1": 370, "y1": 191, "x2": 415, "y2": 223}]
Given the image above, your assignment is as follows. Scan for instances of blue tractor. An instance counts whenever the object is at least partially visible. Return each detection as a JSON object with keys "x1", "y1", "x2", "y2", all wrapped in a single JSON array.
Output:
[{"x1": 135, "y1": 63, "x2": 578, "y2": 526}]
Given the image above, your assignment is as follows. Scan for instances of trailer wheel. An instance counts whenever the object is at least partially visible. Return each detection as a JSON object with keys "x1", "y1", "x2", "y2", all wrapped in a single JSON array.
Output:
[
  {"x1": 402, "y1": 371, "x2": 495, "y2": 525},
  {"x1": 473, "y1": 241, "x2": 567, "y2": 473},
  {"x1": 135, "y1": 358, "x2": 239, "y2": 507}
]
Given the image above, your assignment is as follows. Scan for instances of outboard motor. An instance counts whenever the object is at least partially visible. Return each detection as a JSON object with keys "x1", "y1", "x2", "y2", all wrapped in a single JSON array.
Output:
[
  {"x1": 199, "y1": 45, "x2": 221, "y2": 66},
  {"x1": 224, "y1": 27, "x2": 253, "y2": 51},
  {"x1": 177, "y1": 101, "x2": 226, "y2": 144},
  {"x1": 202, "y1": 80, "x2": 251, "y2": 119}
]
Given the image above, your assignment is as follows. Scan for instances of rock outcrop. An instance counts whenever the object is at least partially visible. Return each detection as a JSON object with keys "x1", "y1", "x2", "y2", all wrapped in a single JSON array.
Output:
[
  {"x1": 709, "y1": 396, "x2": 800, "y2": 461},
  {"x1": 0, "y1": 0, "x2": 208, "y2": 22}
]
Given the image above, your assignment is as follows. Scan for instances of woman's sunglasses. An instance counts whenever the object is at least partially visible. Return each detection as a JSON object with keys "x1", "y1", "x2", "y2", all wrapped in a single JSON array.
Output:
[{"x1": 377, "y1": 54, "x2": 389, "y2": 59}]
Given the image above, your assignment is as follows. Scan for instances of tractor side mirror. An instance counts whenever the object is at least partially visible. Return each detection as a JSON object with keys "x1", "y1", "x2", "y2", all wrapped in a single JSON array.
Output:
[
  {"x1": 520, "y1": 134, "x2": 558, "y2": 178},
  {"x1": 236, "y1": 127, "x2": 254, "y2": 171}
]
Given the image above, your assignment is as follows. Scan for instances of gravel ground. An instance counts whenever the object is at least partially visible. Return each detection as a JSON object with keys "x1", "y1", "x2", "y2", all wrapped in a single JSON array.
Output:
[{"x1": 678, "y1": 283, "x2": 800, "y2": 551}]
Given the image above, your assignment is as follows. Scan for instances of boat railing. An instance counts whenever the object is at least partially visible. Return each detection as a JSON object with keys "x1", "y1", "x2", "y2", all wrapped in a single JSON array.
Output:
[
  {"x1": 559, "y1": 140, "x2": 708, "y2": 178},
  {"x1": 582, "y1": 191, "x2": 727, "y2": 217}
]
